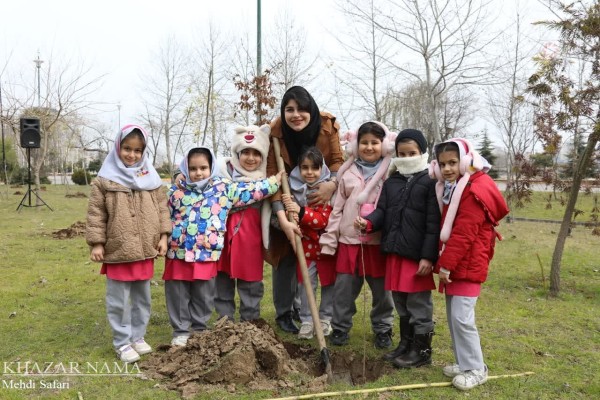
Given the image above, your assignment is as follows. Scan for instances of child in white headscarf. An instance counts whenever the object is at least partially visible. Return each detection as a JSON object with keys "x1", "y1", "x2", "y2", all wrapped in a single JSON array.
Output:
[{"x1": 86, "y1": 124, "x2": 171, "y2": 363}]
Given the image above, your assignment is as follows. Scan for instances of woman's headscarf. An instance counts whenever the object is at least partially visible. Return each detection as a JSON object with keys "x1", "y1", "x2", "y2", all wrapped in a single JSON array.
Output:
[
  {"x1": 97, "y1": 124, "x2": 163, "y2": 191},
  {"x1": 280, "y1": 86, "x2": 322, "y2": 166}
]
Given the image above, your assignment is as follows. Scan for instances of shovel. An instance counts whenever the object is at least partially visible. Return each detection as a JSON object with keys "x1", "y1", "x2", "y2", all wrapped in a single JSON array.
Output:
[{"x1": 271, "y1": 136, "x2": 334, "y2": 382}]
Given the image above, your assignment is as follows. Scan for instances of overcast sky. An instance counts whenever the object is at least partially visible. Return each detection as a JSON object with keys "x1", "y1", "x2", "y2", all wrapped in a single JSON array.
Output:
[
  {"x1": 1, "y1": 0, "x2": 337, "y2": 129},
  {"x1": 1, "y1": 0, "x2": 557, "y2": 137}
]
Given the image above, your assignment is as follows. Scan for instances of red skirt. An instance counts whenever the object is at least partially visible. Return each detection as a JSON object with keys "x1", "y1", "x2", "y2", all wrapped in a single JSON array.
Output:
[
  {"x1": 163, "y1": 258, "x2": 217, "y2": 282},
  {"x1": 101, "y1": 258, "x2": 154, "y2": 281},
  {"x1": 217, "y1": 208, "x2": 264, "y2": 282},
  {"x1": 439, "y1": 279, "x2": 481, "y2": 296},
  {"x1": 385, "y1": 254, "x2": 435, "y2": 293},
  {"x1": 335, "y1": 243, "x2": 386, "y2": 278},
  {"x1": 297, "y1": 255, "x2": 337, "y2": 287}
]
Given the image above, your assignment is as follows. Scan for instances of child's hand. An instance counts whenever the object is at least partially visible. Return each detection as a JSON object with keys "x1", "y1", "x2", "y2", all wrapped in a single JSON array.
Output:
[
  {"x1": 274, "y1": 170, "x2": 285, "y2": 185},
  {"x1": 90, "y1": 244, "x2": 105, "y2": 262},
  {"x1": 438, "y1": 268, "x2": 452, "y2": 284},
  {"x1": 174, "y1": 173, "x2": 185, "y2": 189},
  {"x1": 156, "y1": 234, "x2": 168, "y2": 256},
  {"x1": 282, "y1": 194, "x2": 300, "y2": 214},
  {"x1": 278, "y1": 215, "x2": 302, "y2": 253},
  {"x1": 354, "y1": 216, "x2": 367, "y2": 230},
  {"x1": 416, "y1": 259, "x2": 433, "y2": 276}
]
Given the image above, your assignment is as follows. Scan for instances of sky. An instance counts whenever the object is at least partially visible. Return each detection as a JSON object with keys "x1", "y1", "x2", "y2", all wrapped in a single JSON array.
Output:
[
  {"x1": 1, "y1": 0, "x2": 558, "y2": 139},
  {"x1": 1, "y1": 0, "x2": 337, "y2": 130}
]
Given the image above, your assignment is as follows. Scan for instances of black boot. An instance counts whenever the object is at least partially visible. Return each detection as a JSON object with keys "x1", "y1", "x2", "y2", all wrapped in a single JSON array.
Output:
[
  {"x1": 392, "y1": 330, "x2": 433, "y2": 368},
  {"x1": 276, "y1": 312, "x2": 299, "y2": 334},
  {"x1": 383, "y1": 317, "x2": 412, "y2": 361}
]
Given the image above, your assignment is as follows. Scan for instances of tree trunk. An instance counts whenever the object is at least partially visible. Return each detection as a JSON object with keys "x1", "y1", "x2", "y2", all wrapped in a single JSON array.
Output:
[{"x1": 549, "y1": 126, "x2": 600, "y2": 296}]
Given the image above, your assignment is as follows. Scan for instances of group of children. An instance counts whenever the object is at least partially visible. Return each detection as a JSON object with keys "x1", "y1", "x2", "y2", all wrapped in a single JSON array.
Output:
[{"x1": 85, "y1": 119, "x2": 508, "y2": 391}]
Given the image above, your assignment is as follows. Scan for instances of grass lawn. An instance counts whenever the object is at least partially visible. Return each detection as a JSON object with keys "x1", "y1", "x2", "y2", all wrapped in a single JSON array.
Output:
[{"x1": 0, "y1": 185, "x2": 598, "y2": 399}]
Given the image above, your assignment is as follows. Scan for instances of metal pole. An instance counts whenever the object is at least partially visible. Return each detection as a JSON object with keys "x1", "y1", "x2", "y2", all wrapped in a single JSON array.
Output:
[
  {"x1": 117, "y1": 103, "x2": 121, "y2": 128},
  {"x1": 34, "y1": 52, "x2": 44, "y2": 107},
  {"x1": 257, "y1": 0, "x2": 262, "y2": 75},
  {"x1": 256, "y1": 0, "x2": 262, "y2": 125},
  {"x1": 0, "y1": 82, "x2": 6, "y2": 186}
]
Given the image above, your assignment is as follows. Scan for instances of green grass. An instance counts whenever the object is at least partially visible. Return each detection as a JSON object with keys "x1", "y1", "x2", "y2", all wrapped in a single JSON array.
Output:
[
  {"x1": 509, "y1": 190, "x2": 600, "y2": 222},
  {"x1": 0, "y1": 185, "x2": 599, "y2": 399}
]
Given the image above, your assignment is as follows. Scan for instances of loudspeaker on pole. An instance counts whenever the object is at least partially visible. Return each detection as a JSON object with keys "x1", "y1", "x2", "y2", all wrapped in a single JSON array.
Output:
[{"x1": 20, "y1": 118, "x2": 41, "y2": 148}]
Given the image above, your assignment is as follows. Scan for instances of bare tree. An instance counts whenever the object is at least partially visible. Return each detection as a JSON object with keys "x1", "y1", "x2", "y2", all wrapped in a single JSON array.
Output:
[
  {"x1": 334, "y1": 0, "x2": 396, "y2": 122},
  {"x1": 487, "y1": 9, "x2": 538, "y2": 210},
  {"x1": 366, "y1": 0, "x2": 495, "y2": 142},
  {"x1": 140, "y1": 36, "x2": 191, "y2": 175},
  {"x1": 3, "y1": 54, "x2": 103, "y2": 199},
  {"x1": 266, "y1": 6, "x2": 318, "y2": 99},
  {"x1": 189, "y1": 22, "x2": 232, "y2": 155}
]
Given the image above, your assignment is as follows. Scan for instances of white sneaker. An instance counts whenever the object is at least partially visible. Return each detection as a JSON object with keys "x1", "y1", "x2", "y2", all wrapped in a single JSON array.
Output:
[
  {"x1": 452, "y1": 365, "x2": 488, "y2": 390},
  {"x1": 321, "y1": 320, "x2": 333, "y2": 336},
  {"x1": 116, "y1": 344, "x2": 140, "y2": 363},
  {"x1": 443, "y1": 363, "x2": 461, "y2": 378},
  {"x1": 298, "y1": 322, "x2": 314, "y2": 339},
  {"x1": 171, "y1": 335, "x2": 189, "y2": 347},
  {"x1": 131, "y1": 338, "x2": 152, "y2": 355}
]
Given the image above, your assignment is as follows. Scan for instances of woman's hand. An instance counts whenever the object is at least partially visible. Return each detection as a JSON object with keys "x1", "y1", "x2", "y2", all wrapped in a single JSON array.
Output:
[
  {"x1": 156, "y1": 234, "x2": 168, "y2": 256},
  {"x1": 416, "y1": 259, "x2": 433, "y2": 276},
  {"x1": 307, "y1": 180, "x2": 337, "y2": 205},
  {"x1": 90, "y1": 244, "x2": 105, "y2": 262}
]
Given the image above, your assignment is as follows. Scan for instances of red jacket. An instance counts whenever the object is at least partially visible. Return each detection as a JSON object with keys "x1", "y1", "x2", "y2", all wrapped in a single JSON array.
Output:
[
  {"x1": 436, "y1": 172, "x2": 509, "y2": 283},
  {"x1": 299, "y1": 203, "x2": 333, "y2": 261},
  {"x1": 296, "y1": 203, "x2": 337, "y2": 287}
]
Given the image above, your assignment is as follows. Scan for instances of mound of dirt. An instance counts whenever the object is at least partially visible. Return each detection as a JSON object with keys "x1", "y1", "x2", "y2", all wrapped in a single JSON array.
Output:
[
  {"x1": 65, "y1": 192, "x2": 87, "y2": 198},
  {"x1": 142, "y1": 318, "x2": 394, "y2": 398},
  {"x1": 142, "y1": 318, "x2": 333, "y2": 397},
  {"x1": 52, "y1": 221, "x2": 86, "y2": 239}
]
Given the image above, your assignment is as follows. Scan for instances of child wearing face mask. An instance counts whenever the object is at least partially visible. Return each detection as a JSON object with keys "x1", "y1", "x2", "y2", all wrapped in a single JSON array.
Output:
[
  {"x1": 430, "y1": 138, "x2": 508, "y2": 391},
  {"x1": 355, "y1": 129, "x2": 440, "y2": 369},
  {"x1": 214, "y1": 125, "x2": 272, "y2": 323},
  {"x1": 319, "y1": 121, "x2": 395, "y2": 349},
  {"x1": 281, "y1": 146, "x2": 337, "y2": 340},
  {"x1": 86, "y1": 124, "x2": 171, "y2": 363},
  {"x1": 164, "y1": 146, "x2": 282, "y2": 347}
]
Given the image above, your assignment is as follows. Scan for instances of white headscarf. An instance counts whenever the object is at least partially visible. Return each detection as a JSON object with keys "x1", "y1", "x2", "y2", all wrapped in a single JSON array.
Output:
[
  {"x1": 97, "y1": 124, "x2": 163, "y2": 190},
  {"x1": 179, "y1": 147, "x2": 218, "y2": 191}
]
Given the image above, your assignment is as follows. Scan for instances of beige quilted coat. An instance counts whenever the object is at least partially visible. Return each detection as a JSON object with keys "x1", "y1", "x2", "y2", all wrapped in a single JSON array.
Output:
[{"x1": 85, "y1": 177, "x2": 171, "y2": 263}]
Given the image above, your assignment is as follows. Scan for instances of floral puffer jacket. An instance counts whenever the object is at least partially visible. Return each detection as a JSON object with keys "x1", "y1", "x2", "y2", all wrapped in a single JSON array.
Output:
[{"x1": 167, "y1": 175, "x2": 279, "y2": 262}]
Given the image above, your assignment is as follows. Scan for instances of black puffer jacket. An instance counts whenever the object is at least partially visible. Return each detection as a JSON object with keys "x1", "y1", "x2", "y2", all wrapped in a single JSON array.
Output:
[{"x1": 365, "y1": 170, "x2": 440, "y2": 262}]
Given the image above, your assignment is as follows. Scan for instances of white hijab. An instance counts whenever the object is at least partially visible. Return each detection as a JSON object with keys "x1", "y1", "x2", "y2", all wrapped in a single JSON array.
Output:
[
  {"x1": 179, "y1": 147, "x2": 218, "y2": 191},
  {"x1": 97, "y1": 124, "x2": 163, "y2": 191}
]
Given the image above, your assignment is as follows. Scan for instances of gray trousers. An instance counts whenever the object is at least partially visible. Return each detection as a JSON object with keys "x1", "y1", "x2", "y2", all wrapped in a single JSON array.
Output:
[
  {"x1": 298, "y1": 261, "x2": 334, "y2": 323},
  {"x1": 272, "y1": 253, "x2": 298, "y2": 319},
  {"x1": 165, "y1": 279, "x2": 215, "y2": 337},
  {"x1": 446, "y1": 295, "x2": 485, "y2": 371},
  {"x1": 392, "y1": 290, "x2": 434, "y2": 334},
  {"x1": 332, "y1": 272, "x2": 394, "y2": 334},
  {"x1": 214, "y1": 272, "x2": 264, "y2": 321},
  {"x1": 106, "y1": 279, "x2": 151, "y2": 349}
]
